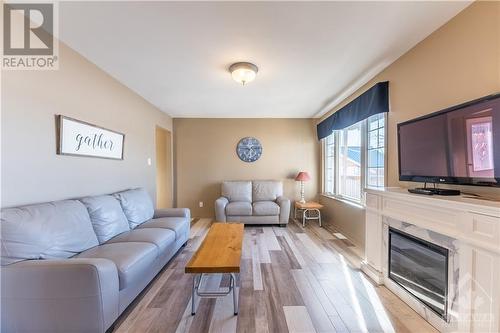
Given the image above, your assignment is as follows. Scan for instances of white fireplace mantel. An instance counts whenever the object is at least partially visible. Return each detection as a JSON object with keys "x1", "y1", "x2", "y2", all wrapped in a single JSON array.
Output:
[{"x1": 362, "y1": 187, "x2": 500, "y2": 333}]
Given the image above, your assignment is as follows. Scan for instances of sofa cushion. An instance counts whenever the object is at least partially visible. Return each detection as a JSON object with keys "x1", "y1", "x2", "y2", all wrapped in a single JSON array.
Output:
[
  {"x1": 113, "y1": 188, "x2": 154, "y2": 229},
  {"x1": 0, "y1": 200, "x2": 99, "y2": 266},
  {"x1": 226, "y1": 215, "x2": 280, "y2": 224},
  {"x1": 222, "y1": 181, "x2": 252, "y2": 202},
  {"x1": 137, "y1": 217, "x2": 189, "y2": 240},
  {"x1": 106, "y1": 228, "x2": 175, "y2": 253},
  {"x1": 76, "y1": 242, "x2": 157, "y2": 290},
  {"x1": 253, "y1": 201, "x2": 280, "y2": 216},
  {"x1": 252, "y1": 181, "x2": 283, "y2": 202},
  {"x1": 80, "y1": 195, "x2": 130, "y2": 244},
  {"x1": 226, "y1": 202, "x2": 252, "y2": 216}
]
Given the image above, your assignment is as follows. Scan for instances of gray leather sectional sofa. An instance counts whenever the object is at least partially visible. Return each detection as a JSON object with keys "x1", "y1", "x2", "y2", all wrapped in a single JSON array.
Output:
[
  {"x1": 0, "y1": 188, "x2": 190, "y2": 333},
  {"x1": 215, "y1": 180, "x2": 290, "y2": 225}
]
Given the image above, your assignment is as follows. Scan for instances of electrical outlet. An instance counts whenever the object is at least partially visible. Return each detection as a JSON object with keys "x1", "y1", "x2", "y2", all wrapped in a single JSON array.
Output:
[
  {"x1": 147, "y1": 158, "x2": 152, "y2": 166},
  {"x1": 199, "y1": 201, "x2": 204, "y2": 208}
]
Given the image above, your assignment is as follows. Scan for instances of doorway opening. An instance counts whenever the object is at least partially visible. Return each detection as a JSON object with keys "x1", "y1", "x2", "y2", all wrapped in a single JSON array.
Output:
[{"x1": 155, "y1": 126, "x2": 173, "y2": 208}]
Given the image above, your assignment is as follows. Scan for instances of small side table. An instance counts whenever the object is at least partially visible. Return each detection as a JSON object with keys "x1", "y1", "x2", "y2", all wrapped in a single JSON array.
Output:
[{"x1": 294, "y1": 201, "x2": 324, "y2": 227}]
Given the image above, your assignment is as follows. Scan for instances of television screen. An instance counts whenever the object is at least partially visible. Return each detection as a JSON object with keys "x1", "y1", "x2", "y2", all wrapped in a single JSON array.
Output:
[{"x1": 398, "y1": 94, "x2": 500, "y2": 187}]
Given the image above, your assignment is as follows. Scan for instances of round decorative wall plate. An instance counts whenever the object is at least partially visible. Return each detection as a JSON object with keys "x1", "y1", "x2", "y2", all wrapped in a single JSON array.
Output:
[{"x1": 236, "y1": 137, "x2": 262, "y2": 162}]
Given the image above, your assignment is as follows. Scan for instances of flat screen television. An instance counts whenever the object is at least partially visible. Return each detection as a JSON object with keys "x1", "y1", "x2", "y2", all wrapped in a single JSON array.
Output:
[{"x1": 398, "y1": 93, "x2": 500, "y2": 187}]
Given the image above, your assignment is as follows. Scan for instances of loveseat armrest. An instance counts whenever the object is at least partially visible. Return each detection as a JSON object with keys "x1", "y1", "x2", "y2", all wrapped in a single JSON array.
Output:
[
  {"x1": 154, "y1": 208, "x2": 191, "y2": 219},
  {"x1": 276, "y1": 196, "x2": 291, "y2": 224},
  {"x1": 215, "y1": 197, "x2": 229, "y2": 222},
  {"x1": 1, "y1": 258, "x2": 119, "y2": 333}
]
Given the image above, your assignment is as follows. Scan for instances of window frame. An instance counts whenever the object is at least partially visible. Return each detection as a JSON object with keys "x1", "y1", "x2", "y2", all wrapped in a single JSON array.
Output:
[
  {"x1": 323, "y1": 133, "x2": 336, "y2": 195},
  {"x1": 365, "y1": 113, "x2": 386, "y2": 189},
  {"x1": 322, "y1": 113, "x2": 387, "y2": 205},
  {"x1": 338, "y1": 121, "x2": 364, "y2": 202}
]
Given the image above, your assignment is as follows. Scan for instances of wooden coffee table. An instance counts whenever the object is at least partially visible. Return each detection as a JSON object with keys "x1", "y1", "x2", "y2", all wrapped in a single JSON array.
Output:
[{"x1": 185, "y1": 222, "x2": 244, "y2": 315}]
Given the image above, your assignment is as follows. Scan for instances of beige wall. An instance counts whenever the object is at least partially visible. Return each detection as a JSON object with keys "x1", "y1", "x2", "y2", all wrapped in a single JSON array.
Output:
[
  {"x1": 174, "y1": 118, "x2": 319, "y2": 217},
  {"x1": 320, "y1": 197, "x2": 366, "y2": 248},
  {"x1": 318, "y1": 2, "x2": 500, "y2": 249},
  {"x1": 1, "y1": 41, "x2": 172, "y2": 207}
]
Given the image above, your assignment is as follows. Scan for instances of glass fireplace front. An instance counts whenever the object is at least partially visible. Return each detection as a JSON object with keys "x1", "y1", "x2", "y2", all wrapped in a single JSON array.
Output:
[{"x1": 388, "y1": 227, "x2": 449, "y2": 319}]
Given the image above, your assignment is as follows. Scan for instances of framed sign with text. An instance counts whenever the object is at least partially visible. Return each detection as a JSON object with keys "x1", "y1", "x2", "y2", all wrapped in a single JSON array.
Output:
[{"x1": 57, "y1": 115, "x2": 125, "y2": 160}]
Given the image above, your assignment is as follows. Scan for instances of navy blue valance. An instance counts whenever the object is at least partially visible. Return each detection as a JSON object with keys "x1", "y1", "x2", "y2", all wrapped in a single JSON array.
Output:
[{"x1": 317, "y1": 81, "x2": 389, "y2": 140}]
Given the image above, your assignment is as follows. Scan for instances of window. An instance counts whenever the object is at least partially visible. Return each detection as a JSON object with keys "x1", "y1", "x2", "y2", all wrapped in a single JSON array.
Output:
[
  {"x1": 323, "y1": 114, "x2": 386, "y2": 203},
  {"x1": 367, "y1": 113, "x2": 385, "y2": 188},
  {"x1": 324, "y1": 134, "x2": 335, "y2": 194},
  {"x1": 339, "y1": 122, "x2": 362, "y2": 200}
]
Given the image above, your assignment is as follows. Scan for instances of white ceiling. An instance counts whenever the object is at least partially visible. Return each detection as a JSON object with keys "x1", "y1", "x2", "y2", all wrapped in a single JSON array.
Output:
[{"x1": 59, "y1": 1, "x2": 470, "y2": 118}]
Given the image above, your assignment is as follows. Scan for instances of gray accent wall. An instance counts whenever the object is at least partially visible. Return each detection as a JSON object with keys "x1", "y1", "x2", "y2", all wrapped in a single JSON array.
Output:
[{"x1": 1, "y1": 41, "x2": 172, "y2": 208}]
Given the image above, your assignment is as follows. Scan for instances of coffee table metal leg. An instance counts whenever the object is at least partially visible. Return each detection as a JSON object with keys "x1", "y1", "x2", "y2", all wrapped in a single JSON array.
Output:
[
  {"x1": 231, "y1": 273, "x2": 238, "y2": 315},
  {"x1": 191, "y1": 274, "x2": 200, "y2": 315}
]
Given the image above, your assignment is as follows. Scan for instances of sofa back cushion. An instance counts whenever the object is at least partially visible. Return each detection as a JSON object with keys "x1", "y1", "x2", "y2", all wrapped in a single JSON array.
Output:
[
  {"x1": 252, "y1": 180, "x2": 283, "y2": 202},
  {"x1": 80, "y1": 195, "x2": 130, "y2": 244},
  {"x1": 222, "y1": 181, "x2": 252, "y2": 202},
  {"x1": 113, "y1": 188, "x2": 154, "y2": 229},
  {"x1": 0, "y1": 200, "x2": 99, "y2": 266}
]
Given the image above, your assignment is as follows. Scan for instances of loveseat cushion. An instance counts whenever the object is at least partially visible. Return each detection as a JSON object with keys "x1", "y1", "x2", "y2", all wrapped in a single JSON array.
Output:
[
  {"x1": 226, "y1": 202, "x2": 252, "y2": 216},
  {"x1": 222, "y1": 181, "x2": 252, "y2": 202},
  {"x1": 252, "y1": 181, "x2": 283, "y2": 202},
  {"x1": 0, "y1": 200, "x2": 99, "y2": 266},
  {"x1": 106, "y1": 228, "x2": 175, "y2": 253},
  {"x1": 80, "y1": 195, "x2": 130, "y2": 244},
  {"x1": 76, "y1": 242, "x2": 157, "y2": 290},
  {"x1": 113, "y1": 188, "x2": 154, "y2": 229},
  {"x1": 138, "y1": 217, "x2": 189, "y2": 240},
  {"x1": 253, "y1": 201, "x2": 280, "y2": 216}
]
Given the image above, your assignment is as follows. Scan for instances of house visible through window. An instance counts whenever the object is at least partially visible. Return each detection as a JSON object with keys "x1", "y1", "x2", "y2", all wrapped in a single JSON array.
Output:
[{"x1": 323, "y1": 114, "x2": 386, "y2": 203}]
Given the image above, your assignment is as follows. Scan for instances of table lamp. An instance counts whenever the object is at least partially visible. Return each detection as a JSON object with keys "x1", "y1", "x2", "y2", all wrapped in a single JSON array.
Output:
[{"x1": 295, "y1": 172, "x2": 310, "y2": 204}]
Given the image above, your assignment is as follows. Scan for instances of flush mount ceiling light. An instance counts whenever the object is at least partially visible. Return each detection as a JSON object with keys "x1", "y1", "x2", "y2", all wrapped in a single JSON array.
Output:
[{"x1": 229, "y1": 62, "x2": 258, "y2": 85}]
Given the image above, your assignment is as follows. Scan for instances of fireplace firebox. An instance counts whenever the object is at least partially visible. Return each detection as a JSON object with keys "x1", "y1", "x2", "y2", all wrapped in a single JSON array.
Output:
[{"x1": 388, "y1": 227, "x2": 449, "y2": 320}]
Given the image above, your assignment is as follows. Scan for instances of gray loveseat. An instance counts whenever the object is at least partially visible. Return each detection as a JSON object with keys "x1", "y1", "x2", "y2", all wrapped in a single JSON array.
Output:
[
  {"x1": 215, "y1": 180, "x2": 290, "y2": 225},
  {"x1": 0, "y1": 188, "x2": 190, "y2": 333}
]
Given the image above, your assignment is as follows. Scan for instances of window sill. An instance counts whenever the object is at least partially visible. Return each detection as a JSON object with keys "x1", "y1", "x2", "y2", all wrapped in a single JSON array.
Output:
[{"x1": 320, "y1": 193, "x2": 365, "y2": 209}]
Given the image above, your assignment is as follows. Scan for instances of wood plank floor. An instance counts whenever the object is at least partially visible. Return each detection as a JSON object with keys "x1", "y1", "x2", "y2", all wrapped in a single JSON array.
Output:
[{"x1": 113, "y1": 218, "x2": 438, "y2": 333}]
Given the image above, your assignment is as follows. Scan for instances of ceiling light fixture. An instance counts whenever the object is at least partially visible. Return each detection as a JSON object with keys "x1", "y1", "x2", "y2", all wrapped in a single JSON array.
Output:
[{"x1": 229, "y1": 62, "x2": 258, "y2": 85}]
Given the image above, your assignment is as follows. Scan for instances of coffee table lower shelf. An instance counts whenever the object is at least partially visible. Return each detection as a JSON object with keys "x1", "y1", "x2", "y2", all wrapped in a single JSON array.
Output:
[{"x1": 190, "y1": 273, "x2": 239, "y2": 315}]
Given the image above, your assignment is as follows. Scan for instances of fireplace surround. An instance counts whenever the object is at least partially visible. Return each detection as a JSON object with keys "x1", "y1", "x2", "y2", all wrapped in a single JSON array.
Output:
[
  {"x1": 381, "y1": 217, "x2": 461, "y2": 331},
  {"x1": 362, "y1": 188, "x2": 500, "y2": 333}
]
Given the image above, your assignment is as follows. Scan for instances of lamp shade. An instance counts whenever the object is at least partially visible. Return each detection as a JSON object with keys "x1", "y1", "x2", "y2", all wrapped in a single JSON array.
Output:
[{"x1": 295, "y1": 172, "x2": 311, "y2": 182}]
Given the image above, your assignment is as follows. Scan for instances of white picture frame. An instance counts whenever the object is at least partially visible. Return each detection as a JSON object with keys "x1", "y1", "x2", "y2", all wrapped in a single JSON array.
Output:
[{"x1": 57, "y1": 115, "x2": 125, "y2": 160}]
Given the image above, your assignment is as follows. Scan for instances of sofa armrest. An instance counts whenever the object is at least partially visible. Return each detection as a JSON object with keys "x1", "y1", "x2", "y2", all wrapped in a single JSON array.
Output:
[
  {"x1": 154, "y1": 208, "x2": 191, "y2": 219},
  {"x1": 276, "y1": 196, "x2": 291, "y2": 224},
  {"x1": 1, "y1": 258, "x2": 119, "y2": 333},
  {"x1": 215, "y1": 197, "x2": 229, "y2": 222}
]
